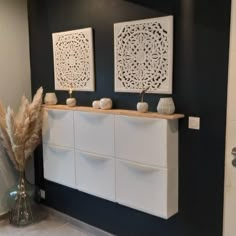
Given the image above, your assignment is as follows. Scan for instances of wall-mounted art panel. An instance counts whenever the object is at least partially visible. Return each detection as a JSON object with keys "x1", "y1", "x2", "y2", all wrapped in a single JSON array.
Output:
[
  {"x1": 114, "y1": 16, "x2": 173, "y2": 94},
  {"x1": 52, "y1": 28, "x2": 95, "y2": 91}
]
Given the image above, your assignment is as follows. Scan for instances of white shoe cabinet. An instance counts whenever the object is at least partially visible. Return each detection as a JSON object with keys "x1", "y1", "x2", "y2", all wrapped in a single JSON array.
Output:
[{"x1": 42, "y1": 105, "x2": 184, "y2": 219}]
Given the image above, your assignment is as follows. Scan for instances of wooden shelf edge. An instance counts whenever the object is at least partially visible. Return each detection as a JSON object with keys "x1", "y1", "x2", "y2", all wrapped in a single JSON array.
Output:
[{"x1": 42, "y1": 105, "x2": 185, "y2": 120}]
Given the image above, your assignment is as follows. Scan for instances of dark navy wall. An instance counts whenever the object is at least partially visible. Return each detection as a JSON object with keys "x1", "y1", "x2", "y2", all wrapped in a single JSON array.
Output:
[{"x1": 28, "y1": 0, "x2": 231, "y2": 235}]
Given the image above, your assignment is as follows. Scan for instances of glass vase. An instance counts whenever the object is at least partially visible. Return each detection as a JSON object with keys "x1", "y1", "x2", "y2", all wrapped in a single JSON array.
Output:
[{"x1": 7, "y1": 170, "x2": 43, "y2": 227}]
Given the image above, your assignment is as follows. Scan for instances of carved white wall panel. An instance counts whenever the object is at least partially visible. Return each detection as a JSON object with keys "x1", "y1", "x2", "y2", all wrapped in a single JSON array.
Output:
[
  {"x1": 114, "y1": 16, "x2": 173, "y2": 94},
  {"x1": 52, "y1": 28, "x2": 95, "y2": 91}
]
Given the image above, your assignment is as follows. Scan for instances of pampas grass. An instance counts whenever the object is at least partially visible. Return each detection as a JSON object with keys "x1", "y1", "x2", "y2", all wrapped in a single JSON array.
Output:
[{"x1": 0, "y1": 87, "x2": 43, "y2": 171}]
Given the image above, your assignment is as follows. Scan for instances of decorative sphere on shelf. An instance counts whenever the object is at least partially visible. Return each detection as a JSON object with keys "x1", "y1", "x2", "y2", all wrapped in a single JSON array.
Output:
[
  {"x1": 66, "y1": 89, "x2": 76, "y2": 107},
  {"x1": 137, "y1": 102, "x2": 149, "y2": 113},
  {"x1": 100, "y1": 98, "x2": 112, "y2": 110},
  {"x1": 136, "y1": 87, "x2": 149, "y2": 113},
  {"x1": 92, "y1": 100, "x2": 100, "y2": 109},
  {"x1": 66, "y1": 98, "x2": 76, "y2": 107}
]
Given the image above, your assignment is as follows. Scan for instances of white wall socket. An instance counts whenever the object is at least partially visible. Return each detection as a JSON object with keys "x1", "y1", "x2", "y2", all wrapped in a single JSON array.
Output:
[
  {"x1": 188, "y1": 116, "x2": 200, "y2": 130},
  {"x1": 40, "y1": 189, "x2": 46, "y2": 199}
]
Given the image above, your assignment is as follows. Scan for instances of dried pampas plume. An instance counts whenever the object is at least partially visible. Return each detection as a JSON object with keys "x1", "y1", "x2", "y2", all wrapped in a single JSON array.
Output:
[{"x1": 0, "y1": 87, "x2": 43, "y2": 171}]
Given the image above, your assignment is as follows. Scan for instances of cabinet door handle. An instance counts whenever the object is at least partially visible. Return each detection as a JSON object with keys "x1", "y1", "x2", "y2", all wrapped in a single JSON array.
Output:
[
  {"x1": 80, "y1": 151, "x2": 111, "y2": 161},
  {"x1": 46, "y1": 145, "x2": 72, "y2": 154},
  {"x1": 115, "y1": 116, "x2": 166, "y2": 128},
  {"x1": 48, "y1": 110, "x2": 70, "y2": 119},
  {"x1": 232, "y1": 147, "x2": 236, "y2": 156},
  {"x1": 78, "y1": 111, "x2": 111, "y2": 121},
  {"x1": 231, "y1": 147, "x2": 236, "y2": 167},
  {"x1": 118, "y1": 116, "x2": 158, "y2": 126},
  {"x1": 123, "y1": 161, "x2": 158, "y2": 173}
]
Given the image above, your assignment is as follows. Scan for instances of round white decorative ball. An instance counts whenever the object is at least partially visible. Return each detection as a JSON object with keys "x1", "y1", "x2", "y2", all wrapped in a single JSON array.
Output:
[
  {"x1": 137, "y1": 102, "x2": 149, "y2": 113},
  {"x1": 100, "y1": 98, "x2": 112, "y2": 110},
  {"x1": 92, "y1": 100, "x2": 100, "y2": 109},
  {"x1": 66, "y1": 98, "x2": 76, "y2": 107}
]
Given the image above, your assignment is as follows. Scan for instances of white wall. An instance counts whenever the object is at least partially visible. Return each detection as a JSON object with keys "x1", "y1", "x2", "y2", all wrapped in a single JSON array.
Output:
[
  {"x1": 0, "y1": 0, "x2": 31, "y2": 215},
  {"x1": 223, "y1": 0, "x2": 236, "y2": 235}
]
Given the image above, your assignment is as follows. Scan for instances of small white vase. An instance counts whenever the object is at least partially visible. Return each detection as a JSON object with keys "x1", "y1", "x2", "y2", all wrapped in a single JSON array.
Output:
[
  {"x1": 44, "y1": 93, "x2": 57, "y2": 105},
  {"x1": 66, "y1": 98, "x2": 76, "y2": 107},
  {"x1": 137, "y1": 102, "x2": 148, "y2": 113},
  {"x1": 157, "y1": 97, "x2": 175, "y2": 115},
  {"x1": 92, "y1": 100, "x2": 100, "y2": 109},
  {"x1": 100, "y1": 98, "x2": 112, "y2": 110}
]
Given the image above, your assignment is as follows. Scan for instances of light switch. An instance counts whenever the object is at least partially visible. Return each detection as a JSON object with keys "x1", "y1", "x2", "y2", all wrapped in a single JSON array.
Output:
[
  {"x1": 188, "y1": 116, "x2": 200, "y2": 130},
  {"x1": 40, "y1": 189, "x2": 46, "y2": 199}
]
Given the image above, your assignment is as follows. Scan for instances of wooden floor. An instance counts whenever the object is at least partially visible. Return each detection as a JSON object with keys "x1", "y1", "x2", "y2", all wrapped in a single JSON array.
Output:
[{"x1": 0, "y1": 214, "x2": 106, "y2": 236}]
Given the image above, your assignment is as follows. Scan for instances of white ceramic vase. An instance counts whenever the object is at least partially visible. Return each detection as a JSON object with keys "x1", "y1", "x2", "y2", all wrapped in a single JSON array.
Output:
[
  {"x1": 157, "y1": 97, "x2": 175, "y2": 115},
  {"x1": 137, "y1": 102, "x2": 149, "y2": 113},
  {"x1": 100, "y1": 98, "x2": 112, "y2": 110},
  {"x1": 44, "y1": 93, "x2": 57, "y2": 105}
]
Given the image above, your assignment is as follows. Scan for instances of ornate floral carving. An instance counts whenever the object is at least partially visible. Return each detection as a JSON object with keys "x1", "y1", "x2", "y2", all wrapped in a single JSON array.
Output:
[
  {"x1": 114, "y1": 16, "x2": 173, "y2": 94},
  {"x1": 52, "y1": 28, "x2": 94, "y2": 91}
]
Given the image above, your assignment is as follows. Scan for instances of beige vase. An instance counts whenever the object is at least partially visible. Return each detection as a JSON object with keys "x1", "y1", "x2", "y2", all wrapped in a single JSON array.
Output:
[
  {"x1": 44, "y1": 93, "x2": 57, "y2": 105},
  {"x1": 157, "y1": 97, "x2": 175, "y2": 115}
]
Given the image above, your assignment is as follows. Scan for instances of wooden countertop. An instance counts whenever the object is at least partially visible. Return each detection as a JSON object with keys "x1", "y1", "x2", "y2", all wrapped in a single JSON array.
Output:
[{"x1": 43, "y1": 105, "x2": 185, "y2": 120}]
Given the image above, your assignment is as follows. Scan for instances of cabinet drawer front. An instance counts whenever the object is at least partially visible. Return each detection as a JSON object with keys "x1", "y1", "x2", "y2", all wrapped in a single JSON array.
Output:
[
  {"x1": 43, "y1": 144, "x2": 75, "y2": 188},
  {"x1": 115, "y1": 115, "x2": 167, "y2": 167},
  {"x1": 43, "y1": 109, "x2": 74, "y2": 148},
  {"x1": 116, "y1": 160, "x2": 178, "y2": 218},
  {"x1": 75, "y1": 151, "x2": 115, "y2": 201},
  {"x1": 74, "y1": 111, "x2": 114, "y2": 156}
]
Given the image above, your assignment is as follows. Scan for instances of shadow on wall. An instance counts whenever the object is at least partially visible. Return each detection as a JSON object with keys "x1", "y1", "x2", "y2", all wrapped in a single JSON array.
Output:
[{"x1": 125, "y1": 0, "x2": 176, "y2": 13}]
